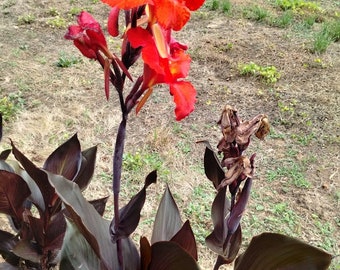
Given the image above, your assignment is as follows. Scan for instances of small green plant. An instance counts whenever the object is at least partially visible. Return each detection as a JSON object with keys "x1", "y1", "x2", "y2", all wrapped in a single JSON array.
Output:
[
  {"x1": 47, "y1": 16, "x2": 67, "y2": 28},
  {"x1": 275, "y1": 0, "x2": 321, "y2": 12},
  {"x1": 210, "y1": 0, "x2": 219, "y2": 11},
  {"x1": 48, "y1": 7, "x2": 60, "y2": 16},
  {"x1": 239, "y1": 62, "x2": 281, "y2": 83},
  {"x1": 17, "y1": 14, "x2": 36, "y2": 24},
  {"x1": 271, "y1": 10, "x2": 294, "y2": 27},
  {"x1": 69, "y1": 7, "x2": 82, "y2": 16},
  {"x1": 56, "y1": 52, "x2": 82, "y2": 67},
  {"x1": 0, "y1": 92, "x2": 25, "y2": 121},
  {"x1": 291, "y1": 132, "x2": 315, "y2": 146},
  {"x1": 311, "y1": 31, "x2": 333, "y2": 53},
  {"x1": 311, "y1": 20, "x2": 340, "y2": 53},
  {"x1": 243, "y1": 5, "x2": 270, "y2": 21},
  {"x1": 221, "y1": 0, "x2": 231, "y2": 13}
]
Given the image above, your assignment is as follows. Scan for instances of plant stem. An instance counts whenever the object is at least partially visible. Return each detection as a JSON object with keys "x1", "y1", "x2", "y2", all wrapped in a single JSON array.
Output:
[{"x1": 113, "y1": 115, "x2": 127, "y2": 268}]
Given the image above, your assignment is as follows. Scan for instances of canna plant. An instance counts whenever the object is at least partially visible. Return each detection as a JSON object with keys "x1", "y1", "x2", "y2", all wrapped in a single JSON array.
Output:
[
  {"x1": 0, "y1": 129, "x2": 101, "y2": 269},
  {"x1": 0, "y1": 0, "x2": 335, "y2": 269}
]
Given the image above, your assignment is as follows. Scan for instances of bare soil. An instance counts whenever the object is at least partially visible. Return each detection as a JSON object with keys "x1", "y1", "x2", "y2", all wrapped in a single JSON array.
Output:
[{"x1": 0, "y1": 0, "x2": 339, "y2": 269}]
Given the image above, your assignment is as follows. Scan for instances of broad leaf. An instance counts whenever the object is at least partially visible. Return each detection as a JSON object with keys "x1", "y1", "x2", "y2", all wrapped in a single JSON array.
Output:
[
  {"x1": 60, "y1": 219, "x2": 101, "y2": 270},
  {"x1": 89, "y1": 196, "x2": 109, "y2": 216},
  {"x1": 47, "y1": 172, "x2": 140, "y2": 270},
  {"x1": 0, "y1": 262, "x2": 20, "y2": 269},
  {"x1": 151, "y1": 185, "x2": 182, "y2": 244},
  {"x1": 205, "y1": 187, "x2": 229, "y2": 255},
  {"x1": 198, "y1": 140, "x2": 225, "y2": 189},
  {"x1": 11, "y1": 141, "x2": 54, "y2": 212},
  {"x1": 0, "y1": 230, "x2": 20, "y2": 266},
  {"x1": 43, "y1": 133, "x2": 81, "y2": 180},
  {"x1": 44, "y1": 211, "x2": 66, "y2": 251},
  {"x1": 0, "y1": 170, "x2": 30, "y2": 219},
  {"x1": 223, "y1": 224, "x2": 242, "y2": 263},
  {"x1": 9, "y1": 160, "x2": 45, "y2": 212},
  {"x1": 75, "y1": 145, "x2": 97, "y2": 190},
  {"x1": 234, "y1": 233, "x2": 333, "y2": 270},
  {"x1": 0, "y1": 149, "x2": 11, "y2": 160},
  {"x1": 12, "y1": 240, "x2": 41, "y2": 264},
  {"x1": 170, "y1": 220, "x2": 198, "y2": 261},
  {"x1": 140, "y1": 237, "x2": 152, "y2": 270},
  {"x1": 149, "y1": 241, "x2": 199, "y2": 270},
  {"x1": 111, "y1": 170, "x2": 157, "y2": 241},
  {"x1": 0, "y1": 160, "x2": 14, "y2": 173},
  {"x1": 227, "y1": 178, "x2": 252, "y2": 236}
]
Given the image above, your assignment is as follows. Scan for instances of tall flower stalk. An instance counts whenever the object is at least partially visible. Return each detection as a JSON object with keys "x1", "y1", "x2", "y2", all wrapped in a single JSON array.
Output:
[{"x1": 64, "y1": 1, "x2": 205, "y2": 267}]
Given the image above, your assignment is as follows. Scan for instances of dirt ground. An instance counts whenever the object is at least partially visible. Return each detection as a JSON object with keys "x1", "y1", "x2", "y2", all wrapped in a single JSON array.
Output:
[{"x1": 0, "y1": 0, "x2": 339, "y2": 269}]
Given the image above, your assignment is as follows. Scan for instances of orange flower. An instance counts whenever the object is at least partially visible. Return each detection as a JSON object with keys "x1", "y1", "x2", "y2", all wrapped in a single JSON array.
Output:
[
  {"x1": 127, "y1": 26, "x2": 196, "y2": 120},
  {"x1": 102, "y1": 0, "x2": 205, "y2": 31}
]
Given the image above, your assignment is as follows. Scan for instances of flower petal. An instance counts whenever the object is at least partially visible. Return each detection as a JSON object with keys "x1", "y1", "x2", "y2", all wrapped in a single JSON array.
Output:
[
  {"x1": 169, "y1": 81, "x2": 196, "y2": 120},
  {"x1": 154, "y1": 0, "x2": 190, "y2": 31},
  {"x1": 77, "y1": 11, "x2": 101, "y2": 31},
  {"x1": 127, "y1": 27, "x2": 164, "y2": 75},
  {"x1": 64, "y1": 25, "x2": 83, "y2": 40},
  {"x1": 108, "y1": 7, "x2": 120, "y2": 37},
  {"x1": 185, "y1": 0, "x2": 205, "y2": 11},
  {"x1": 102, "y1": 0, "x2": 152, "y2": 9}
]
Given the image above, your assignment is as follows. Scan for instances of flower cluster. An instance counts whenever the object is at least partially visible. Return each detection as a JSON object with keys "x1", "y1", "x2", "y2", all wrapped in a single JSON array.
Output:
[{"x1": 65, "y1": 0, "x2": 205, "y2": 120}]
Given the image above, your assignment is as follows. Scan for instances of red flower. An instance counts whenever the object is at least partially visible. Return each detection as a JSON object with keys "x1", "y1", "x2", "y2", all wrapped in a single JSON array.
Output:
[
  {"x1": 102, "y1": 0, "x2": 205, "y2": 31},
  {"x1": 127, "y1": 25, "x2": 196, "y2": 120},
  {"x1": 65, "y1": 11, "x2": 109, "y2": 59}
]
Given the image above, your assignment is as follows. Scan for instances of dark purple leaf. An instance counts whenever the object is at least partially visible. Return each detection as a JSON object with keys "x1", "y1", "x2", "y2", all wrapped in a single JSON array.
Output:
[
  {"x1": 11, "y1": 141, "x2": 54, "y2": 212},
  {"x1": 74, "y1": 145, "x2": 97, "y2": 190},
  {"x1": 0, "y1": 149, "x2": 11, "y2": 160},
  {"x1": 149, "y1": 241, "x2": 199, "y2": 270},
  {"x1": 140, "y1": 237, "x2": 152, "y2": 270},
  {"x1": 43, "y1": 133, "x2": 81, "y2": 180},
  {"x1": 47, "y1": 172, "x2": 140, "y2": 270},
  {"x1": 44, "y1": 211, "x2": 66, "y2": 251},
  {"x1": 27, "y1": 216, "x2": 44, "y2": 247},
  {"x1": 151, "y1": 185, "x2": 182, "y2": 244},
  {"x1": 170, "y1": 220, "x2": 198, "y2": 261},
  {"x1": 0, "y1": 230, "x2": 20, "y2": 266},
  {"x1": 12, "y1": 240, "x2": 41, "y2": 264},
  {"x1": 10, "y1": 161, "x2": 45, "y2": 212},
  {"x1": 0, "y1": 262, "x2": 20, "y2": 269},
  {"x1": 0, "y1": 170, "x2": 30, "y2": 219},
  {"x1": 234, "y1": 233, "x2": 332, "y2": 270},
  {"x1": 223, "y1": 224, "x2": 242, "y2": 263},
  {"x1": 198, "y1": 140, "x2": 225, "y2": 189},
  {"x1": 227, "y1": 178, "x2": 252, "y2": 235},
  {"x1": 111, "y1": 170, "x2": 157, "y2": 241},
  {"x1": 89, "y1": 196, "x2": 109, "y2": 216},
  {"x1": 205, "y1": 187, "x2": 229, "y2": 255}
]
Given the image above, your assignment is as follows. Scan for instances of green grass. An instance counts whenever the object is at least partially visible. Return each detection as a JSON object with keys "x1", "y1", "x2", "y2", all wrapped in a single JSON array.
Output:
[
  {"x1": 56, "y1": 52, "x2": 82, "y2": 67},
  {"x1": 183, "y1": 183, "x2": 214, "y2": 244},
  {"x1": 243, "y1": 5, "x2": 271, "y2": 22},
  {"x1": 270, "y1": 10, "x2": 294, "y2": 27},
  {"x1": 266, "y1": 158, "x2": 310, "y2": 188}
]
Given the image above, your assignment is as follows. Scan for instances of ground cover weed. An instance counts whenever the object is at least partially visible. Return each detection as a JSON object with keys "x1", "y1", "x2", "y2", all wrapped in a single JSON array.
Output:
[
  {"x1": 56, "y1": 52, "x2": 82, "y2": 67},
  {"x1": 239, "y1": 62, "x2": 281, "y2": 83},
  {"x1": 17, "y1": 14, "x2": 36, "y2": 24}
]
